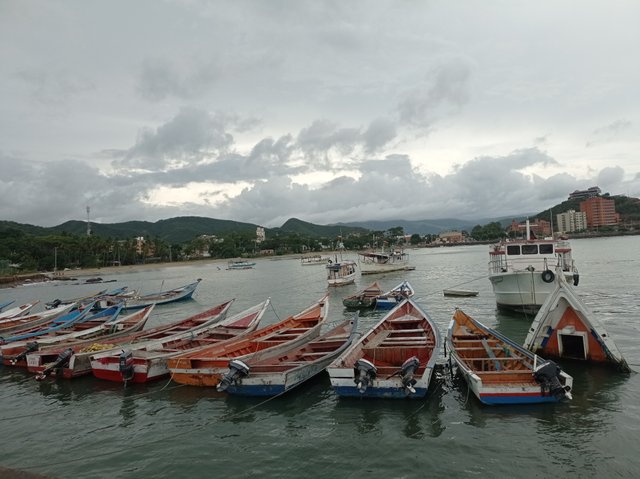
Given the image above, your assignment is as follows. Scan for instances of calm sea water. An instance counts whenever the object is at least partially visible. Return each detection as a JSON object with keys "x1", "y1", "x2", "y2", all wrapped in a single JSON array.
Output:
[{"x1": 1, "y1": 236, "x2": 639, "y2": 478}]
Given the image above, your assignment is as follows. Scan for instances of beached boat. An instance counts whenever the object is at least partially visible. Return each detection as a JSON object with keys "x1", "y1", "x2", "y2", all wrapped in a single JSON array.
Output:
[
  {"x1": 488, "y1": 221, "x2": 579, "y2": 313},
  {"x1": 342, "y1": 281, "x2": 384, "y2": 309},
  {"x1": 374, "y1": 280, "x2": 414, "y2": 310},
  {"x1": 227, "y1": 260, "x2": 256, "y2": 270},
  {"x1": 358, "y1": 248, "x2": 411, "y2": 275},
  {"x1": 44, "y1": 289, "x2": 108, "y2": 310},
  {"x1": 0, "y1": 301, "x2": 40, "y2": 320},
  {"x1": 448, "y1": 308, "x2": 573, "y2": 405},
  {"x1": 0, "y1": 302, "x2": 77, "y2": 336},
  {"x1": 1, "y1": 305, "x2": 124, "y2": 366},
  {"x1": 523, "y1": 272, "x2": 630, "y2": 372},
  {"x1": 0, "y1": 302, "x2": 98, "y2": 345},
  {"x1": 167, "y1": 295, "x2": 330, "y2": 387},
  {"x1": 26, "y1": 306, "x2": 156, "y2": 380},
  {"x1": 217, "y1": 317, "x2": 358, "y2": 396},
  {"x1": 90, "y1": 300, "x2": 268, "y2": 384},
  {"x1": 443, "y1": 289, "x2": 479, "y2": 297},
  {"x1": 300, "y1": 254, "x2": 329, "y2": 266},
  {"x1": 327, "y1": 259, "x2": 357, "y2": 287},
  {"x1": 95, "y1": 279, "x2": 201, "y2": 310},
  {"x1": 327, "y1": 298, "x2": 441, "y2": 398},
  {"x1": 27, "y1": 300, "x2": 233, "y2": 379}
]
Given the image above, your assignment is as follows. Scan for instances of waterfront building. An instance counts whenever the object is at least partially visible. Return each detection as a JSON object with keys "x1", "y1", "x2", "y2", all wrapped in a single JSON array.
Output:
[
  {"x1": 580, "y1": 196, "x2": 619, "y2": 228},
  {"x1": 569, "y1": 186, "x2": 601, "y2": 201},
  {"x1": 556, "y1": 209, "x2": 588, "y2": 234}
]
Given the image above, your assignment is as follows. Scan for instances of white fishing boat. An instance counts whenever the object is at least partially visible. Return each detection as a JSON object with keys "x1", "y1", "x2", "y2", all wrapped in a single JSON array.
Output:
[
  {"x1": 300, "y1": 254, "x2": 329, "y2": 266},
  {"x1": 327, "y1": 259, "x2": 357, "y2": 287},
  {"x1": 488, "y1": 221, "x2": 579, "y2": 313},
  {"x1": 523, "y1": 270, "x2": 630, "y2": 372},
  {"x1": 227, "y1": 260, "x2": 256, "y2": 270},
  {"x1": 358, "y1": 248, "x2": 411, "y2": 275}
]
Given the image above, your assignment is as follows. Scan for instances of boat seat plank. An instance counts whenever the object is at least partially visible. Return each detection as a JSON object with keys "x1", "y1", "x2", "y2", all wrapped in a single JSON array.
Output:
[
  {"x1": 481, "y1": 339, "x2": 501, "y2": 371},
  {"x1": 390, "y1": 328, "x2": 427, "y2": 334}
]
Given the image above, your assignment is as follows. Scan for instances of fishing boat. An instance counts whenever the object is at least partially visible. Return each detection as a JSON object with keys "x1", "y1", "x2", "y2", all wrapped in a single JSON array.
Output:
[
  {"x1": 7, "y1": 304, "x2": 151, "y2": 368},
  {"x1": 327, "y1": 259, "x2": 357, "y2": 287},
  {"x1": 0, "y1": 302, "x2": 77, "y2": 337},
  {"x1": 227, "y1": 260, "x2": 256, "y2": 270},
  {"x1": 523, "y1": 271, "x2": 630, "y2": 372},
  {"x1": 448, "y1": 308, "x2": 573, "y2": 405},
  {"x1": 95, "y1": 279, "x2": 201, "y2": 310},
  {"x1": 358, "y1": 248, "x2": 411, "y2": 275},
  {"x1": 89, "y1": 300, "x2": 268, "y2": 384},
  {"x1": 0, "y1": 302, "x2": 98, "y2": 345},
  {"x1": 0, "y1": 301, "x2": 40, "y2": 320},
  {"x1": 167, "y1": 295, "x2": 330, "y2": 387},
  {"x1": 488, "y1": 220, "x2": 579, "y2": 313},
  {"x1": 374, "y1": 280, "x2": 414, "y2": 310},
  {"x1": 300, "y1": 254, "x2": 329, "y2": 266},
  {"x1": 27, "y1": 300, "x2": 233, "y2": 379},
  {"x1": 327, "y1": 298, "x2": 441, "y2": 398},
  {"x1": 26, "y1": 305, "x2": 156, "y2": 380},
  {"x1": 217, "y1": 317, "x2": 358, "y2": 396},
  {"x1": 342, "y1": 281, "x2": 383, "y2": 309},
  {"x1": 1, "y1": 304, "x2": 124, "y2": 366}
]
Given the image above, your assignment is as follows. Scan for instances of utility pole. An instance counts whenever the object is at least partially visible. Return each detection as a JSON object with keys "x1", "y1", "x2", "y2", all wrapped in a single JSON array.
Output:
[{"x1": 86, "y1": 206, "x2": 91, "y2": 236}]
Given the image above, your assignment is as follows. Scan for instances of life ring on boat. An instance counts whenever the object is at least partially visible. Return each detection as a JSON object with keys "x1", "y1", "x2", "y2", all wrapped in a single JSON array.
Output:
[{"x1": 541, "y1": 270, "x2": 555, "y2": 283}]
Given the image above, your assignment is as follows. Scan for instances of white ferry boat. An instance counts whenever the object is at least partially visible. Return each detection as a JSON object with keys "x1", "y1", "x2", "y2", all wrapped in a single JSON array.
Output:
[{"x1": 358, "y1": 249, "x2": 411, "y2": 275}]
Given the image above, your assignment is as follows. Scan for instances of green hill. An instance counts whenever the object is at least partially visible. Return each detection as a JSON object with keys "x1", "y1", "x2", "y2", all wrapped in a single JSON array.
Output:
[{"x1": 277, "y1": 218, "x2": 369, "y2": 237}]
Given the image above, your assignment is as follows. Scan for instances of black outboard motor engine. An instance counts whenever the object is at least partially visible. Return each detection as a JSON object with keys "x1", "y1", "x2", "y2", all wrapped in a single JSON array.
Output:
[
  {"x1": 10, "y1": 341, "x2": 39, "y2": 365},
  {"x1": 400, "y1": 356, "x2": 420, "y2": 394},
  {"x1": 354, "y1": 358, "x2": 377, "y2": 394},
  {"x1": 45, "y1": 299, "x2": 62, "y2": 310},
  {"x1": 119, "y1": 350, "x2": 134, "y2": 383},
  {"x1": 217, "y1": 359, "x2": 251, "y2": 392},
  {"x1": 533, "y1": 360, "x2": 571, "y2": 400},
  {"x1": 35, "y1": 348, "x2": 74, "y2": 381},
  {"x1": 573, "y1": 273, "x2": 580, "y2": 286}
]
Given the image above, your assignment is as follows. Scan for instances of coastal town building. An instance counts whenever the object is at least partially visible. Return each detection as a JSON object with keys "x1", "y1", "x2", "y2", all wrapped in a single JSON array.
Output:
[
  {"x1": 256, "y1": 227, "x2": 265, "y2": 243},
  {"x1": 556, "y1": 209, "x2": 588, "y2": 234},
  {"x1": 438, "y1": 231, "x2": 464, "y2": 243},
  {"x1": 569, "y1": 186, "x2": 601, "y2": 201},
  {"x1": 580, "y1": 196, "x2": 619, "y2": 228},
  {"x1": 507, "y1": 219, "x2": 551, "y2": 238}
]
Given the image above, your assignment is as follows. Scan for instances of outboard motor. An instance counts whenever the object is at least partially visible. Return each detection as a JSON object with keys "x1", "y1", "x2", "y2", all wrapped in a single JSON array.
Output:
[
  {"x1": 119, "y1": 350, "x2": 134, "y2": 383},
  {"x1": 45, "y1": 299, "x2": 62, "y2": 310},
  {"x1": 533, "y1": 360, "x2": 572, "y2": 400},
  {"x1": 399, "y1": 356, "x2": 420, "y2": 395},
  {"x1": 10, "y1": 341, "x2": 39, "y2": 365},
  {"x1": 217, "y1": 359, "x2": 251, "y2": 392},
  {"x1": 35, "y1": 348, "x2": 74, "y2": 381},
  {"x1": 354, "y1": 358, "x2": 377, "y2": 394},
  {"x1": 573, "y1": 273, "x2": 580, "y2": 286}
]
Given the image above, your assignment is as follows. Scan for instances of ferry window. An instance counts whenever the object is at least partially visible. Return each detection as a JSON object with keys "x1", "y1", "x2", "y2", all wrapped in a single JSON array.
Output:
[
  {"x1": 539, "y1": 244, "x2": 553, "y2": 254},
  {"x1": 506, "y1": 245, "x2": 520, "y2": 255},
  {"x1": 522, "y1": 244, "x2": 538, "y2": 254}
]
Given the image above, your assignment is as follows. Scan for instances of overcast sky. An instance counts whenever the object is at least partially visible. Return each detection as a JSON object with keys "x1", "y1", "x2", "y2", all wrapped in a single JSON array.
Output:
[{"x1": 1, "y1": 1, "x2": 638, "y2": 228}]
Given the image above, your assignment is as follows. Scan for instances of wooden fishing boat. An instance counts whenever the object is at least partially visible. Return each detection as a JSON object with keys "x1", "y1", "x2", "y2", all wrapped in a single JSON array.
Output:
[
  {"x1": 0, "y1": 302, "x2": 98, "y2": 345},
  {"x1": 95, "y1": 279, "x2": 201, "y2": 310},
  {"x1": 443, "y1": 289, "x2": 479, "y2": 297},
  {"x1": 0, "y1": 301, "x2": 40, "y2": 320},
  {"x1": 217, "y1": 317, "x2": 358, "y2": 396},
  {"x1": 523, "y1": 272, "x2": 630, "y2": 372},
  {"x1": 27, "y1": 300, "x2": 233, "y2": 379},
  {"x1": 327, "y1": 260, "x2": 357, "y2": 287},
  {"x1": 342, "y1": 281, "x2": 383, "y2": 309},
  {"x1": 167, "y1": 295, "x2": 330, "y2": 387},
  {"x1": 44, "y1": 289, "x2": 108, "y2": 310},
  {"x1": 448, "y1": 308, "x2": 573, "y2": 405},
  {"x1": 358, "y1": 248, "x2": 411, "y2": 275},
  {"x1": 300, "y1": 254, "x2": 329, "y2": 266},
  {"x1": 327, "y1": 298, "x2": 441, "y2": 398},
  {"x1": 374, "y1": 281, "x2": 414, "y2": 310},
  {"x1": 0, "y1": 302, "x2": 77, "y2": 337},
  {"x1": 1, "y1": 305, "x2": 124, "y2": 366},
  {"x1": 26, "y1": 305, "x2": 156, "y2": 380},
  {"x1": 227, "y1": 260, "x2": 256, "y2": 270},
  {"x1": 89, "y1": 300, "x2": 268, "y2": 384}
]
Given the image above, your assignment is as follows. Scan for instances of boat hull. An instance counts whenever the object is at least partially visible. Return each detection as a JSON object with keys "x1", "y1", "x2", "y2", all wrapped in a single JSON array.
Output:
[
  {"x1": 328, "y1": 369, "x2": 433, "y2": 399},
  {"x1": 489, "y1": 271, "x2": 574, "y2": 312}
]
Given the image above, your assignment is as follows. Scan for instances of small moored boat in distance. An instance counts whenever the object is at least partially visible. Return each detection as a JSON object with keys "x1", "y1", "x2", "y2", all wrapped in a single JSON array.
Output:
[
  {"x1": 523, "y1": 271, "x2": 630, "y2": 372},
  {"x1": 342, "y1": 281, "x2": 383, "y2": 309},
  {"x1": 443, "y1": 289, "x2": 479, "y2": 297},
  {"x1": 374, "y1": 280, "x2": 414, "y2": 310},
  {"x1": 358, "y1": 248, "x2": 411, "y2": 275},
  {"x1": 300, "y1": 254, "x2": 329, "y2": 266},
  {"x1": 217, "y1": 316, "x2": 358, "y2": 396},
  {"x1": 95, "y1": 279, "x2": 201, "y2": 310},
  {"x1": 327, "y1": 298, "x2": 441, "y2": 398},
  {"x1": 448, "y1": 308, "x2": 573, "y2": 405},
  {"x1": 227, "y1": 260, "x2": 256, "y2": 270},
  {"x1": 488, "y1": 220, "x2": 579, "y2": 313},
  {"x1": 327, "y1": 259, "x2": 357, "y2": 287}
]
